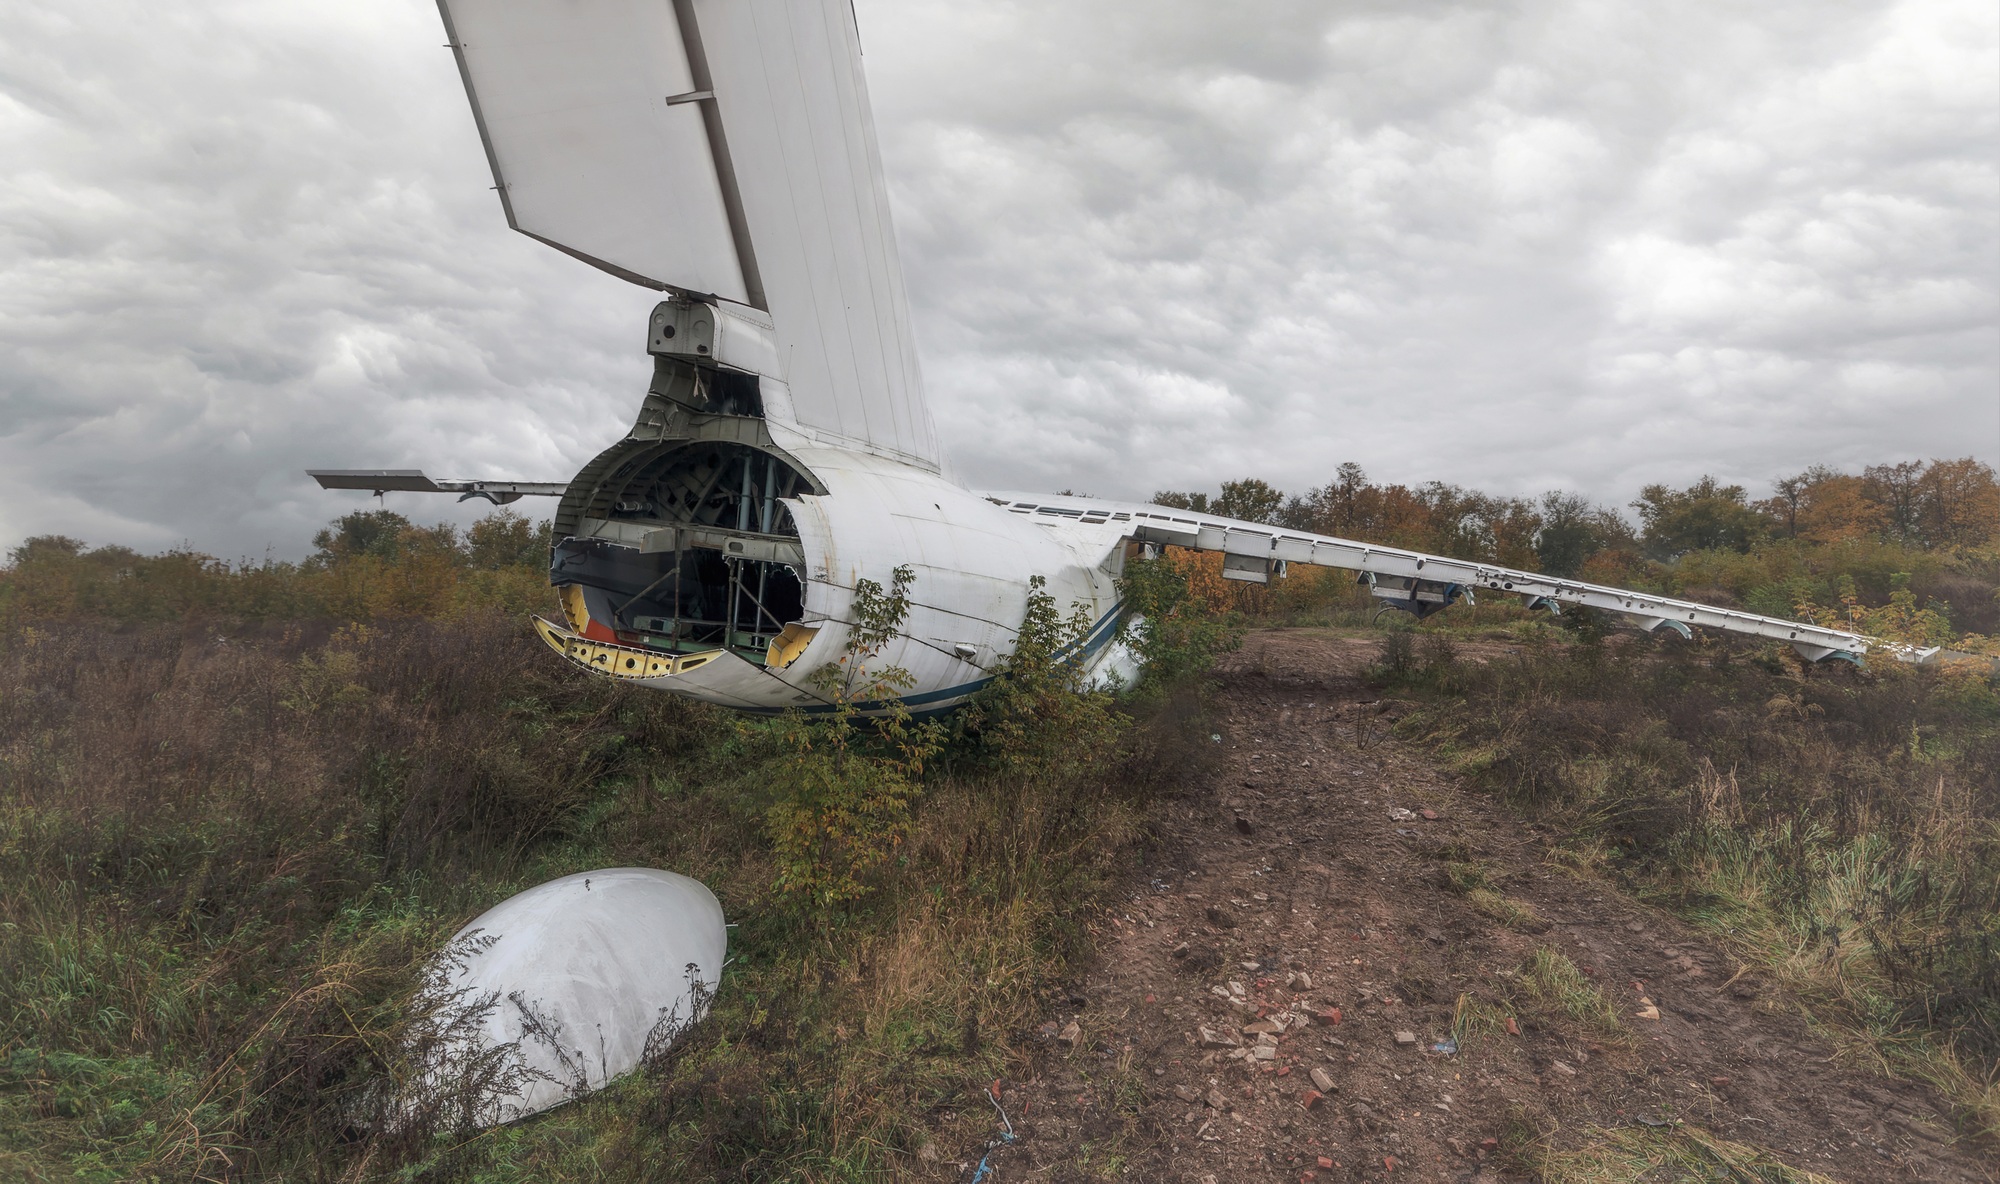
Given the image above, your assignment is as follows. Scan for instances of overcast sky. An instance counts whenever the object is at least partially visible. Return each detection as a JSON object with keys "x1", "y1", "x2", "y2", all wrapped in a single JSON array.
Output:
[{"x1": 2, "y1": 0, "x2": 1994, "y2": 559}]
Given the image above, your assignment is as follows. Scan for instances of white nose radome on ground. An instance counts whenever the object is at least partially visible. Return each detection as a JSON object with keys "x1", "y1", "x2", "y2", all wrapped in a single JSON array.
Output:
[{"x1": 423, "y1": 868, "x2": 727, "y2": 1124}]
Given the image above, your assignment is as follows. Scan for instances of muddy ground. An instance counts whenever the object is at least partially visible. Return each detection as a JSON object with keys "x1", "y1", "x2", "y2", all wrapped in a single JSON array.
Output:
[{"x1": 950, "y1": 630, "x2": 1993, "y2": 1184}]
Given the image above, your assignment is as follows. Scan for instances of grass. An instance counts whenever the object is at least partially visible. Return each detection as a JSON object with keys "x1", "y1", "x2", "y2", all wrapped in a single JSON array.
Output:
[
  {"x1": 1516, "y1": 948, "x2": 1626, "y2": 1038},
  {"x1": 0, "y1": 615, "x2": 1212, "y2": 1181},
  {"x1": 1441, "y1": 859, "x2": 1548, "y2": 931},
  {"x1": 1373, "y1": 620, "x2": 2000, "y2": 1142},
  {"x1": 1530, "y1": 1122, "x2": 1842, "y2": 1184}
]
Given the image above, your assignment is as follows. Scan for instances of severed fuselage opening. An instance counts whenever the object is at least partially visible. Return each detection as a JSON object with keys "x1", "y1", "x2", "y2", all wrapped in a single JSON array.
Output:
[{"x1": 551, "y1": 441, "x2": 814, "y2": 663}]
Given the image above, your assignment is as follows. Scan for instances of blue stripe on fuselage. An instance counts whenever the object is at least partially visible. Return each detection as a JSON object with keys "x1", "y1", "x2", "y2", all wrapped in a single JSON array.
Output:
[{"x1": 744, "y1": 601, "x2": 1126, "y2": 717}]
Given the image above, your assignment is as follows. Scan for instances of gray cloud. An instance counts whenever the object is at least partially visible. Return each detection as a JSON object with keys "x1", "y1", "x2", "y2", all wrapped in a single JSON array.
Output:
[{"x1": 1, "y1": 0, "x2": 1993, "y2": 558}]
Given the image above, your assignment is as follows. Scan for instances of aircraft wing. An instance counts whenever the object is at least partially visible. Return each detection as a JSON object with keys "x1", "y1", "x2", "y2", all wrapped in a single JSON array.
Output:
[
  {"x1": 309, "y1": 470, "x2": 567, "y2": 506},
  {"x1": 980, "y1": 491, "x2": 1945, "y2": 666},
  {"x1": 435, "y1": 0, "x2": 940, "y2": 470}
]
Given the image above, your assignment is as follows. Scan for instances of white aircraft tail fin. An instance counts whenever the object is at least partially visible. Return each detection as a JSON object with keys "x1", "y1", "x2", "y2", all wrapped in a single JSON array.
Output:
[{"x1": 439, "y1": 0, "x2": 940, "y2": 470}]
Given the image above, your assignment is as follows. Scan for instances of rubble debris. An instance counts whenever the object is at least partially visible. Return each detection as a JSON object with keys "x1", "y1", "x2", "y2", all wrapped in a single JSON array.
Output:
[
  {"x1": 1394, "y1": 1030, "x2": 1417, "y2": 1045},
  {"x1": 1057, "y1": 1020, "x2": 1081, "y2": 1048},
  {"x1": 1199, "y1": 1026, "x2": 1242, "y2": 1049},
  {"x1": 1636, "y1": 997, "x2": 1661, "y2": 1021},
  {"x1": 1205, "y1": 1088, "x2": 1231, "y2": 1110},
  {"x1": 1310, "y1": 1067, "x2": 1336, "y2": 1092}
]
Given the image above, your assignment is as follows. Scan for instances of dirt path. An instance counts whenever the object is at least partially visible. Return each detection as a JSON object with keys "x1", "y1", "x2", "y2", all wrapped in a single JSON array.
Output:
[{"x1": 976, "y1": 631, "x2": 1992, "y2": 1184}]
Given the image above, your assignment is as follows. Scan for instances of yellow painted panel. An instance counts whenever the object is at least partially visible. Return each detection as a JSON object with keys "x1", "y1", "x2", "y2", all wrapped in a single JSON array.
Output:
[
  {"x1": 764, "y1": 622, "x2": 819, "y2": 670},
  {"x1": 561, "y1": 583, "x2": 591, "y2": 633}
]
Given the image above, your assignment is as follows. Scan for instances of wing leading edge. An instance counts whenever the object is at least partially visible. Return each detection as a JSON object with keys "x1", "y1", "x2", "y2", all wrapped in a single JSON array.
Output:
[
  {"x1": 437, "y1": 0, "x2": 939, "y2": 471},
  {"x1": 981, "y1": 491, "x2": 1944, "y2": 667}
]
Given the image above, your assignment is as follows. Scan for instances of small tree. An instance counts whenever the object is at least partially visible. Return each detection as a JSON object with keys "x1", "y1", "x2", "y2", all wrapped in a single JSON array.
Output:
[
  {"x1": 766, "y1": 565, "x2": 943, "y2": 906},
  {"x1": 957, "y1": 576, "x2": 1126, "y2": 781}
]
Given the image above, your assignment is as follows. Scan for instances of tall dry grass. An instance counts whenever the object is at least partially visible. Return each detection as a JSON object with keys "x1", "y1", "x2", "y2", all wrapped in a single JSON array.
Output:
[
  {"x1": 1376, "y1": 630, "x2": 2000, "y2": 1136},
  {"x1": 0, "y1": 610, "x2": 1208, "y2": 1180}
]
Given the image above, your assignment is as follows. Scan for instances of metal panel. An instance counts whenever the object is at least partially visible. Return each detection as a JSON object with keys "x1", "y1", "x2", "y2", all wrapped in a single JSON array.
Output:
[
  {"x1": 424, "y1": 868, "x2": 725, "y2": 1124},
  {"x1": 1221, "y1": 529, "x2": 1273, "y2": 558},
  {"x1": 439, "y1": 0, "x2": 747, "y2": 299},
  {"x1": 437, "y1": 0, "x2": 943, "y2": 470},
  {"x1": 690, "y1": 0, "x2": 940, "y2": 470}
]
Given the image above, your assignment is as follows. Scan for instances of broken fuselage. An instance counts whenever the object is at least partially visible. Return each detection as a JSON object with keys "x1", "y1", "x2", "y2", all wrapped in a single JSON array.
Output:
[{"x1": 535, "y1": 299, "x2": 1135, "y2": 714}]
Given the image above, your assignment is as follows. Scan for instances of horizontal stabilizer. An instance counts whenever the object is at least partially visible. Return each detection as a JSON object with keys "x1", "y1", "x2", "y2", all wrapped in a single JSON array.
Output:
[
  {"x1": 983, "y1": 490, "x2": 1944, "y2": 667},
  {"x1": 308, "y1": 470, "x2": 567, "y2": 505}
]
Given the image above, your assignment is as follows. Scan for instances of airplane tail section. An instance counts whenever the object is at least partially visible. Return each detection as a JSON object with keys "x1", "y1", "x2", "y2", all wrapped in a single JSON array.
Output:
[{"x1": 439, "y1": 0, "x2": 940, "y2": 471}]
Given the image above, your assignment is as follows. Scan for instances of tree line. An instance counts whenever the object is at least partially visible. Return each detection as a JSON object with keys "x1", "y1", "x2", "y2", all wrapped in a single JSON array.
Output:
[
  {"x1": 1155, "y1": 456, "x2": 1998, "y2": 574},
  {"x1": 1, "y1": 457, "x2": 1994, "y2": 641},
  {"x1": 1153, "y1": 457, "x2": 1999, "y2": 643}
]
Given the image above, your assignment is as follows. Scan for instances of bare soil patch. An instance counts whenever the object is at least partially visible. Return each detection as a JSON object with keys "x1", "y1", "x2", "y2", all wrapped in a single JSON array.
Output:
[{"x1": 962, "y1": 630, "x2": 1991, "y2": 1183}]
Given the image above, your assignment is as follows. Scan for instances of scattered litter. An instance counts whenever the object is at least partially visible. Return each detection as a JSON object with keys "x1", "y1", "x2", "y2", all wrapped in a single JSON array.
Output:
[
  {"x1": 1211, "y1": 734, "x2": 1222, "y2": 743},
  {"x1": 1503, "y1": 1016, "x2": 1519, "y2": 1036},
  {"x1": 1635, "y1": 997, "x2": 1661, "y2": 1021},
  {"x1": 1429, "y1": 1038, "x2": 1458, "y2": 1055},
  {"x1": 1420, "y1": 809, "x2": 1439, "y2": 820},
  {"x1": 1636, "y1": 1114, "x2": 1676, "y2": 1128},
  {"x1": 1057, "y1": 1020, "x2": 1081, "y2": 1048},
  {"x1": 966, "y1": 1081, "x2": 1017, "y2": 1184},
  {"x1": 1550, "y1": 1060, "x2": 1577, "y2": 1076},
  {"x1": 1387, "y1": 807, "x2": 1418, "y2": 822}
]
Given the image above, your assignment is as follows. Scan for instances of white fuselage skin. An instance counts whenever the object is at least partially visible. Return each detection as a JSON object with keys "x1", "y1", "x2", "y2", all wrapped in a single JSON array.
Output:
[{"x1": 592, "y1": 445, "x2": 1137, "y2": 714}]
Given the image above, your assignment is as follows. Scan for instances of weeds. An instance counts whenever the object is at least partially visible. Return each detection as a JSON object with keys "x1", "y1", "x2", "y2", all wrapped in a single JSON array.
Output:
[
  {"x1": 1441, "y1": 861, "x2": 1546, "y2": 931},
  {"x1": 1377, "y1": 630, "x2": 2000, "y2": 1134},
  {"x1": 1516, "y1": 948, "x2": 1625, "y2": 1037},
  {"x1": 1530, "y1": 1121, "x2": 1841, "y2": 1183},
  {"x1": 0, "y1": 584, "x2": 1213, "y2": 1178}
]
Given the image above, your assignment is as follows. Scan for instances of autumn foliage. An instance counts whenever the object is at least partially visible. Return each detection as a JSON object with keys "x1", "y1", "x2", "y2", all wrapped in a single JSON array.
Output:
[
  {"x1": 0, "y1": 508, "x2": 554, "y2": 627},
  {"x1": 1157, "y1": 457, "x2": 2000, "y2": 648}
]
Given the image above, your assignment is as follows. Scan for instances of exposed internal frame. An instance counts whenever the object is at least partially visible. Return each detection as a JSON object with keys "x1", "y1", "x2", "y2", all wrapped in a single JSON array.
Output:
[{"x1": 550, "y1": 437, "x2": 819, "y2": 666}]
